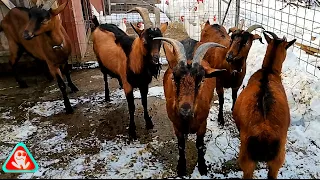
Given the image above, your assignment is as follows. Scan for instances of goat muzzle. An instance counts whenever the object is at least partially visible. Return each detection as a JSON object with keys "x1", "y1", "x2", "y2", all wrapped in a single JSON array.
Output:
[
  {"x1": 23, "y1": 30, "x2": 35, "y2": 40},
  {"x1": 152, "y1": 54, "x2": 160, "y2": 65},
  {"x1": 226, "y1": 53, "x2": 234, "y2": 63},
  {"x1": 179, "y1": 103, "x2": 193, "y2": 120}
]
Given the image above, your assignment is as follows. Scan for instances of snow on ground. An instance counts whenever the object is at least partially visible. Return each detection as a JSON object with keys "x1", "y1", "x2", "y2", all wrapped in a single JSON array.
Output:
[
  {"x1": 1, "y1": 0, "x2": 320, "y2": 178},
  {"x1": 1, "y1": 40, "x2": 320, "y2": 178},
  {"x1": 28, "y1": 86, "x2": 165, "y2": 117},
  {"x1": 189, "y1": 40, "x2": 320, "y2": 179}
]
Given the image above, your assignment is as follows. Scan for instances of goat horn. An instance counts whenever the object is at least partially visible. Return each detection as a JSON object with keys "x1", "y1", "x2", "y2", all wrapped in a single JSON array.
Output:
[
  {"x1": 283, "y1": 35, "x2": 287, "y2": 41},
  {"x1": 153, "y1": 37, "x2": 187, "y2": 64},
  {"x1": 238, "y1": 19, "x2": 245, "y2": 30},
  {"x1": 246, "y1": 24, "x2": 265, "y2": 33},
  {"x1": 263, "y1": 31, "x2": 279, "y2": 40},
  {"x1": 154, "y1": 7, "x2": 161, "y2": 28},
  {"x1": 127, "y1": 7, "x2": 153, "y2": 29},
  {"x1": 192, "y1": 42, "x2": 226, "y2": 65},
  {"x1": 42, "y1": 0, "x2": 57, "y2": 10}
]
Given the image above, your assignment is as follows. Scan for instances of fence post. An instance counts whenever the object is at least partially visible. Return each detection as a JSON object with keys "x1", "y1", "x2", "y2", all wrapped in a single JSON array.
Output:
[
  {"x1": 218, "y1": 0, "x2": 221, "y2": 24},
  {"x1": 106, "y1": 0, "x2": 111, "y2": 15},
  {"x1": 235, "y1": 0, "x2": 240, "y2": 27}
]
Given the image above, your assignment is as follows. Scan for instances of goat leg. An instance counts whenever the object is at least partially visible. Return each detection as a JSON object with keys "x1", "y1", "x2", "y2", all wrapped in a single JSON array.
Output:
[
  {"x1": 9, "y1": 44, "x2": 28, "y2": 88},
  {"x1": 99, "y1": 62, "x2": 110, "y2": 102},
  {"x1": 196, "y1": 134, "x2": 208, "y2": 175},
  {"x1": 139, "y1": 85, "x2": 154, "y2": 130},
  {"x1": 62, "y1": 61, "x2": 79, "y2": 93},
  {"x1": 126, "y1": 90, "x2": 137, "y2": 140},
  {"x1": 216, "y1": 85, "x2": 225, "y2": 127},
  {"x1": 56, "y1": 73, "x2": 73, "y2": 114},
  {"x1": 239, "y1": 141, "x2": 256, "y2": 179},
  {"x1": 267, "y1": 145, "x2": 285, "y2": 179},
  {"x1": 231, "y1": 87, "x2": 239, "y2": 111},
  {"x1": 176, "y1": 134, "x2": 186, "y2": 177},
  {"x1": 43, "y1": 62, "x2": 54, "y2": 82}
]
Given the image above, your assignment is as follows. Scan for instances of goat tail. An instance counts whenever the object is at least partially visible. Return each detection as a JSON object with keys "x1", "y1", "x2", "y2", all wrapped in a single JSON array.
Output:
[
  {"x1": 247, "y1": 124, "x2": 280, "y2": 162},
  {"x1": 91, "y1": 15, "x2": 100, "y2": 31}
]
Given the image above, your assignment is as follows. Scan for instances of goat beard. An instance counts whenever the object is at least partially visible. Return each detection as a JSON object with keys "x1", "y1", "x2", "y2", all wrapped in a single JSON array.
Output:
[{"x1": 149, "y1": 62, "x2": 162, "y2": 79}]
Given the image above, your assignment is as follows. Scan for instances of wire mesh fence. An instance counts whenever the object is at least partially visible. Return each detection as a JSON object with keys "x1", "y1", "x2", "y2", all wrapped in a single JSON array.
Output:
[
  {"x1": 238, "y1": 0, "x2": 320, "y2": 77},
  {"x1": 73, "y1": 0, "x2": 320, "y2": 77}
]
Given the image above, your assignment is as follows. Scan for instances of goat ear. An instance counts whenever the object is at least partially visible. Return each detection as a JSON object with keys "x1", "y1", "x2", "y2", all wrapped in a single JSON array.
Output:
[
  {"x1": 160, "y1": 22, "x2": 168, "y2": 34},
  {"x1": 201, "y1": 60, "x2": 226, "y2": 78},
  {"x1": 263, "y1": 32, "x2": 272, "y2": 44},
  {"x1": 285, "y1": 39, "x2": 296, "y2": 49},
  {"x1": 50, "y1": 1, "x2": 68, "y2": 16},
  {"x1": 228, "y1": 27, "x2": 237, "y2": 34},
  {"x1": 163, "y1": 43, "x2": 178, "y2": 69},
  {"x1": 130, "y1": 22, "x2": 143, "y2": 36},
  {"x1": 204, "y1": 20, "x2": 210, "y2": 27},
  {"x1": 253, "y1": 34, "x2": 264, "y2": 44}
]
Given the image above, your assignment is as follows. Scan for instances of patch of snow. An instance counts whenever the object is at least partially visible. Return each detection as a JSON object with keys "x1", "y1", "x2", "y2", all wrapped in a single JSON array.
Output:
[
  {"x1": 18, "y1": 128, "x2": 166, "y2": 179},
  {"x1": 72, "y1": 61, "x2": 100, "y2": 70},
  {"x1": 29, "y1": 99, "x2": 80, "y2": 117},
  {"x1": 29, "y1": 86, "x2": 165, "y2": 117},
  {"x1": 160, "y1": 57, "x2": 168, "y2": 65},
  {"x1": 0, "y1": 109, "x2": 15, "y2": 120},
  {"x1": 0, "y1": 120, "x2": 37, "y2": 144},
  {"x1": 91, "y1": 75, "x2": 103, "y2": 79}
]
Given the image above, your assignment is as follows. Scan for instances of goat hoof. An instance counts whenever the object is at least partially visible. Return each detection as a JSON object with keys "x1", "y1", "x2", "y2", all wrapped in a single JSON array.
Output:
[
  {"x1": 218, "y1": 116, "x2": 225, "y2": 127},
  {"x1": 46, "y1": 76, "x2": 54, "y2": 82},
  {"x1": 218, "y1": 121, "x2": 225, "y2": 128},
  {"x1": 145, "y1": 120, "x2": 154, "y2": 130},
  {"x1": 198, "y1": 162, "x2": 208, "y2": 175},
  {"x1": 105, "y1": 97, "x2": 111, "y2": 102},
  {"x1": 18, "y1": 82, "x2": 29, "y2": 88},
  {"x1": 65, "y1": 108, "x2": 74, "y2": 114},
  {"x1": 70, "y1": 85, "x2": 79, "y2": 93},
  {"x1": 177, "y1": 160, "x2": 187, "y2": 177},
  {"x1": 129, "y1": 131, "x2": 137, "y2": 140}
]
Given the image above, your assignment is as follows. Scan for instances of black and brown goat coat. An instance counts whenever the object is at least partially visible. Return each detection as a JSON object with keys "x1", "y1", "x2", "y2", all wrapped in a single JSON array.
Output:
[
  {"x1": 91, "y1": 7, "x2": 168, "y2": 139},
  {"x1": 155, "y1": 37, "x2": 226, "y2": 177},
  {"x1": 232, "y1": 31, "x2": 295, "y2": 179},
  {"x1": 0, "y1": 0, "x2": 78, "y2": 113},
  {"x1": 200, "y1": 21, "x2": 264, "y2": 127}
]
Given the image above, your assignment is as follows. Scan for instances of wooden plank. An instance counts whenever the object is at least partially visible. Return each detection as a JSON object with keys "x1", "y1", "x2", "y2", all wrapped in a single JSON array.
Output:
[
  {"x1": 1, "y1": 0, "x2": 16, "y2": 9},
  {"x1": 295, "y1": 42, "x2": 320, "y2": 55}
]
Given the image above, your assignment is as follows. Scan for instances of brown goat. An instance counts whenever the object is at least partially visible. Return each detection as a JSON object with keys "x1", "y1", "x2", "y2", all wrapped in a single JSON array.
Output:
[
  {"x1": 232, "y1": 31, "x2": 296, "y2": 179},
  {"x1": 92, "y1": 7, "x2": 167, "y2": 140},
  {"x1": 155, "y1": 37, "x2": 226, "y2": 177},
  {"x1": 0, "y1": 0, "x2": 78, "y2": 113},
  {"x1": 200, "y1": 21, "x2": 264, "y2": 127}
]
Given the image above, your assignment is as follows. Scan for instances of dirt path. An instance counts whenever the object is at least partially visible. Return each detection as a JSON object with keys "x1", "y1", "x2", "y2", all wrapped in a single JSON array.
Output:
[{"x1": 0, "y1": 63, "x2": 224, "y2": 178}]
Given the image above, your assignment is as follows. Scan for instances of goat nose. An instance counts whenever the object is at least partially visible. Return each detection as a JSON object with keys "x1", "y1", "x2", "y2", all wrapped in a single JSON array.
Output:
[
  {"x1": 226, "y1": 53, "x2": 233, "y2": 62},
  {"x1": 152, "y1": 54, "x2": 160, "y2": 64},
  {"x1": 180, "y1": 103, "x2": 192, "y2": 118},
  {"x1": 153, "y1": 54, "x2": 160, "y2": 59}
]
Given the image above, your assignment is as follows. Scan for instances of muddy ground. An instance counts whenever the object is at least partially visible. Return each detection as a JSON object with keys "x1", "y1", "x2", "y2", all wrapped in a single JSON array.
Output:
[
  {"x1": 0, "y1": 24, "x2": 239, "y2": 179},
  {"x1": 0, "y1": 65, "x2": 230, "y2": 179}
]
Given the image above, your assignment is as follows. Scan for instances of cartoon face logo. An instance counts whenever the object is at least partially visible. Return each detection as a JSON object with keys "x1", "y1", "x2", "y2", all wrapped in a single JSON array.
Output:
[{"x1": 11, "y1": 150, "x2": 30, "y2": 169}]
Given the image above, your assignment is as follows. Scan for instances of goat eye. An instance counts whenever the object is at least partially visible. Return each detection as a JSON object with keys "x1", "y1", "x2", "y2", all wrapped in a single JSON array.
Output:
[{"x1": 42, "y1": 20, "x2": 49, "y2": 24}]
